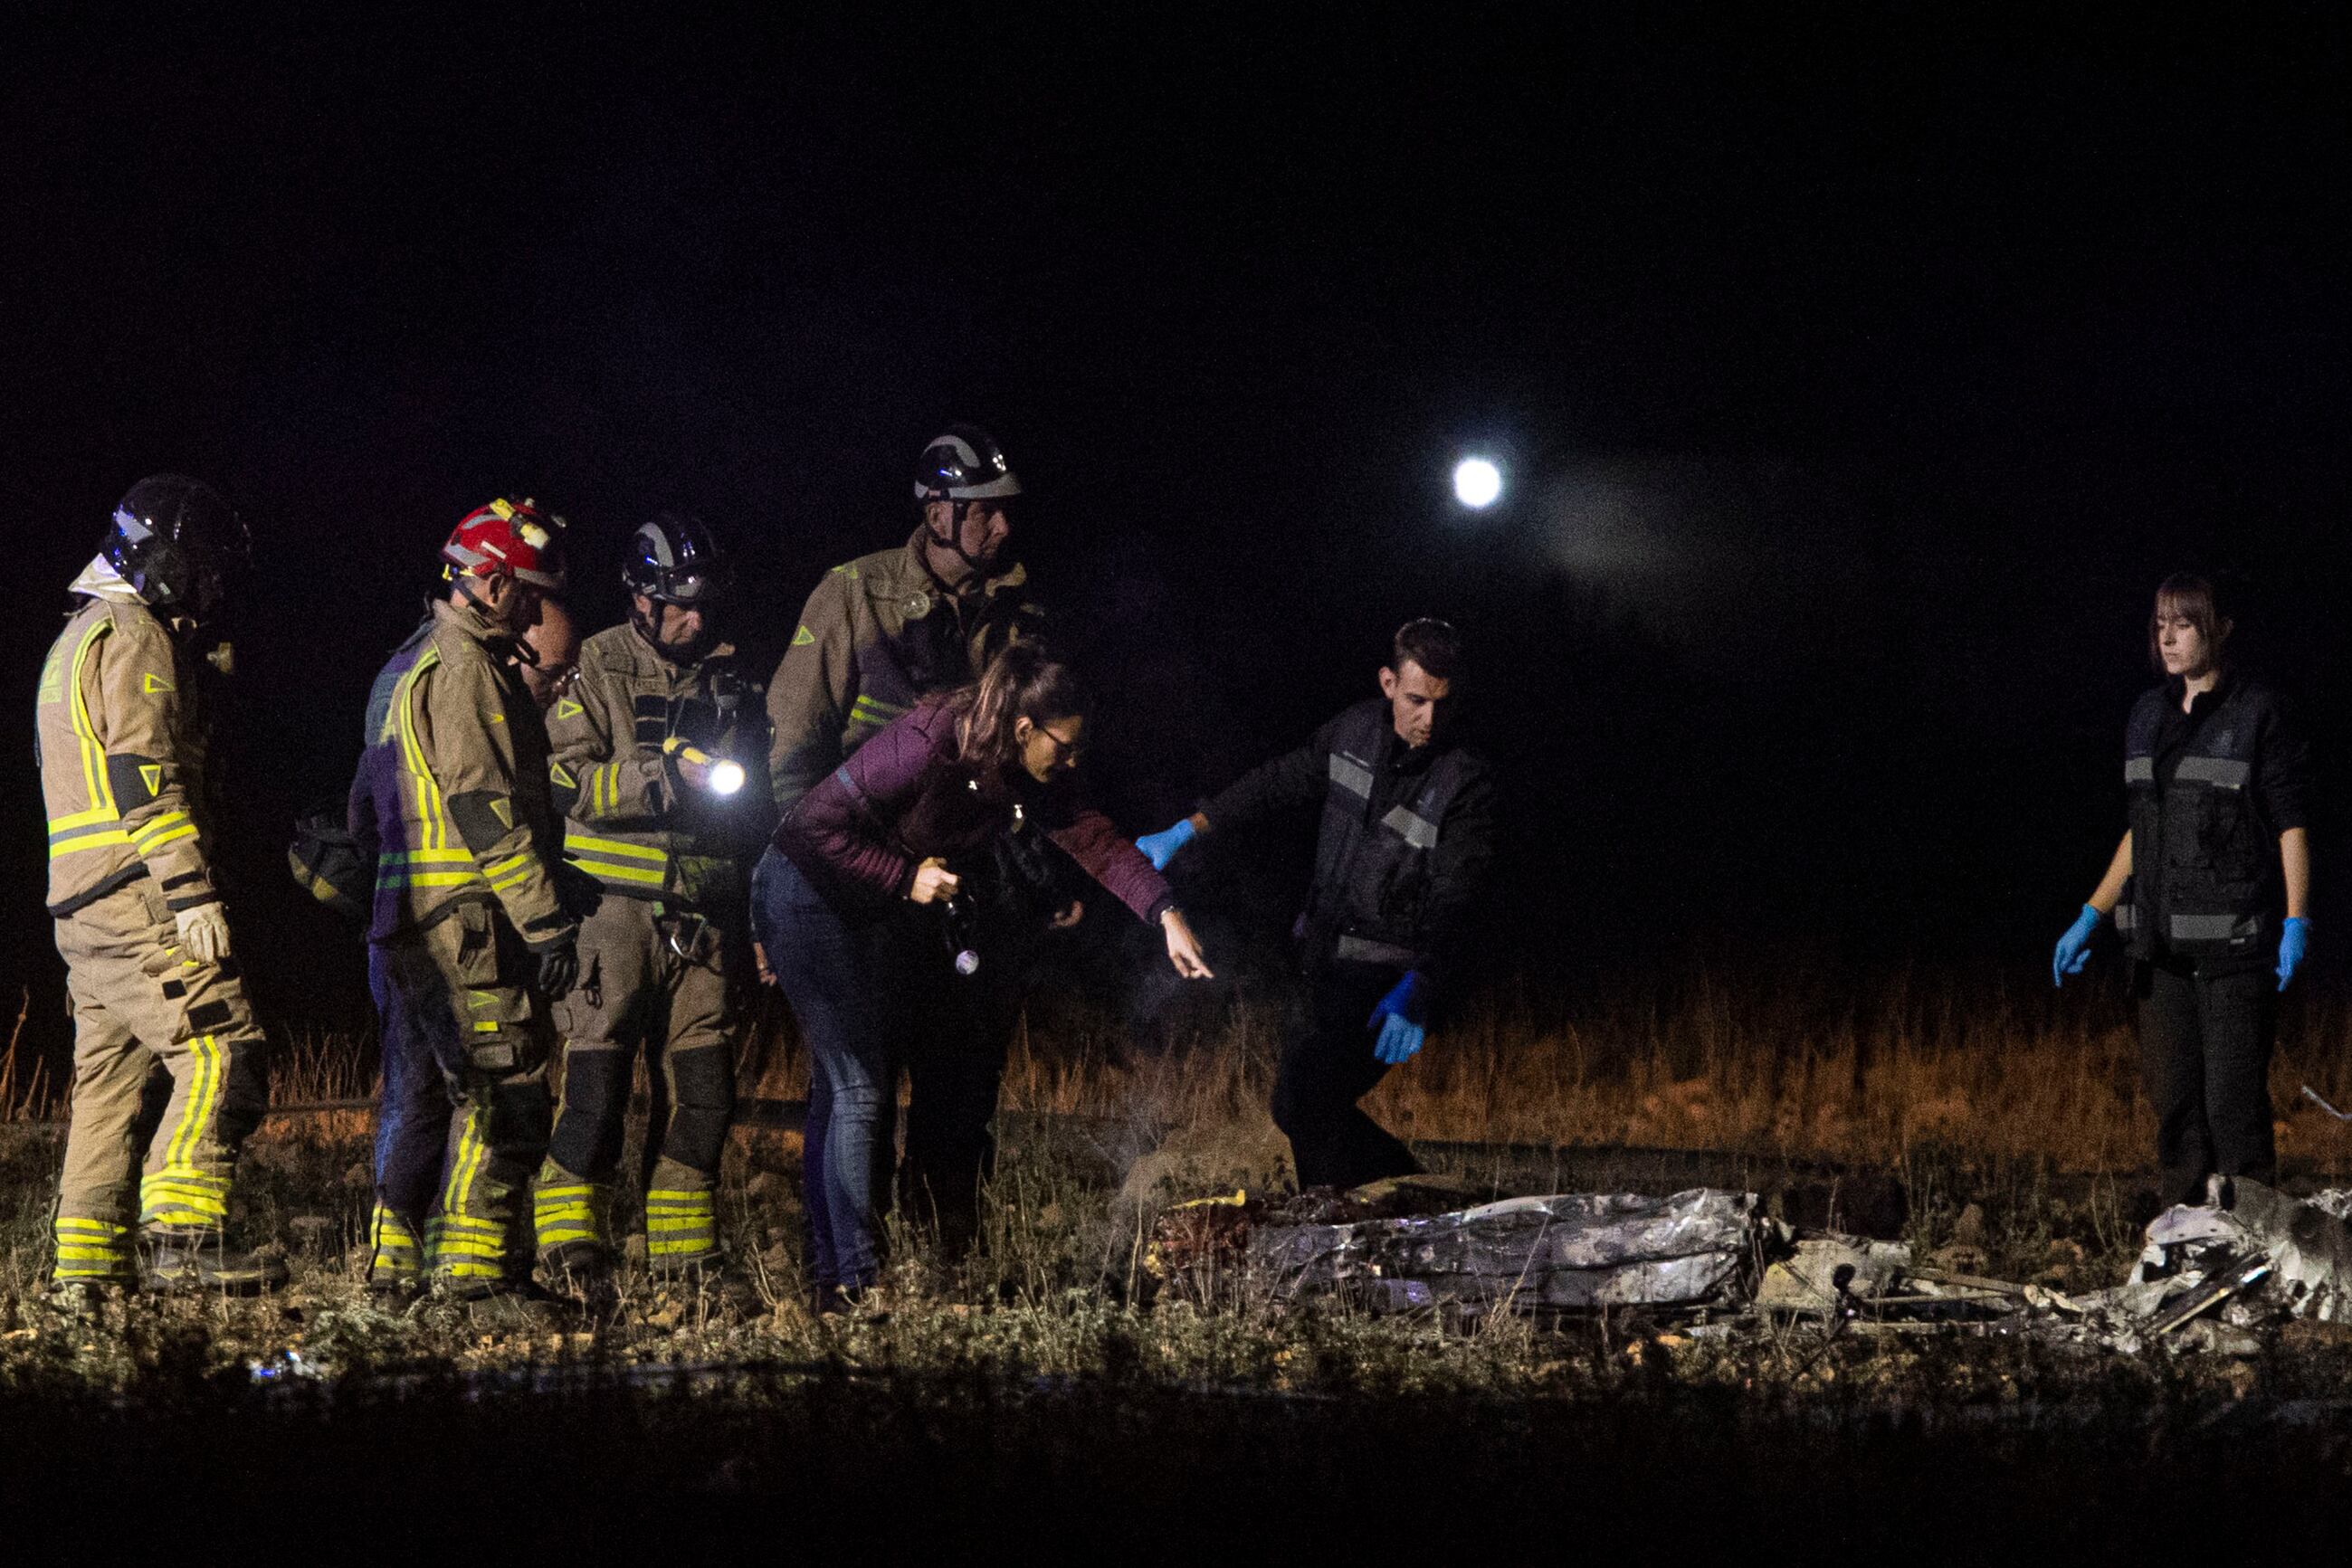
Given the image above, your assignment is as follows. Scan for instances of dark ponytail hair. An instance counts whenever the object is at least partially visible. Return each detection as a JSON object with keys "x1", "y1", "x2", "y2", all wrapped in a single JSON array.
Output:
[{"x1": 951, "y1": 641, "x2": 1089, "y2": 775}]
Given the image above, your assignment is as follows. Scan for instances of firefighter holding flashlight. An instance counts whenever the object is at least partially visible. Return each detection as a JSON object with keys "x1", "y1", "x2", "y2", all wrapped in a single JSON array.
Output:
[{"x1": 532, "y1": 515, "x2": 771, "y2": 1300}]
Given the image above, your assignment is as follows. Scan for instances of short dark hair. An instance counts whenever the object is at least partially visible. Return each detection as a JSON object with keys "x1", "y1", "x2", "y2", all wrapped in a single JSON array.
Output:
[
  {"x1": 1390, "y1": 617, "x2": 1462, "y2": 681},
  {"x1": 2148, "y1": 574, "x2": 2231, "y2": 677}
]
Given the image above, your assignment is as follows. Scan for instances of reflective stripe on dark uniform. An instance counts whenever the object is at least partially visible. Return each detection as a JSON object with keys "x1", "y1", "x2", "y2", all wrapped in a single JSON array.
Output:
[
  {"x1": 1304, "y1": 700, "x2": 1490, "y2": 978},
  {"x1": 2116, "y1": 678, "x2": 2294, "y2": 966}
]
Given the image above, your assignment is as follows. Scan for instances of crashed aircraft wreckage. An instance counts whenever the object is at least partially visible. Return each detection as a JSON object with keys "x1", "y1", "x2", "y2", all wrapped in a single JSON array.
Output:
[{"x1": 1150, "y1": 1174, "x2": 2352, "y2": 1351}]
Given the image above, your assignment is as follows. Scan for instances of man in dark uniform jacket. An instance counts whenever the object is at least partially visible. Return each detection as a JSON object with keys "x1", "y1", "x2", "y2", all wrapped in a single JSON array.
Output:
[{"x1": 1137, "y1": 619, "x2": 1497, "y2": 1190}]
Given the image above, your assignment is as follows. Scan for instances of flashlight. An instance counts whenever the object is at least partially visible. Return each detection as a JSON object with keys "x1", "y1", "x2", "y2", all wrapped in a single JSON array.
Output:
[
  {"x1": 944, "y1": 891, "x2": 981, "y2": 976},
  {"x1": 665, "y1": 738, "x2": 745, "y2": 796}
]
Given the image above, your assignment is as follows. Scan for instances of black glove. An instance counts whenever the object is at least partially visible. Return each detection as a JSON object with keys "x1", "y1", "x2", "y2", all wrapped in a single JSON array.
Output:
[
  {"x1": 530, "y1": 928, "x2": 580, "y2": 1002},
  {"x1": 554, "y1": 860, "x2": 605, "y2": 920}
]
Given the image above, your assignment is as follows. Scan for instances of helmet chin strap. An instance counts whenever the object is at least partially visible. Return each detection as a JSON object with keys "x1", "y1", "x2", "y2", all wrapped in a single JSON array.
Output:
[
  {"x1": 928, "y1": 501, "x2": 993, "y2": 577},
  {"x1": 632, "y1": 598, "x2": 714, "y2": 665},
  {"x1": 452, "y1": 571, "x2": 528, "y2": 655}
]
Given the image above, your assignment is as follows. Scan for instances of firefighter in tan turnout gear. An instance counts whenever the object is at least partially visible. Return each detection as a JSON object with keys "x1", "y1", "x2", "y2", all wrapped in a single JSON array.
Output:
[
  {"x1": 764, "y1": 424, "x2": 1043, "y2": 816},
  {"x1": 36, "y1": 476, "x2": 283, "y2": 1298},
  {"x1": 534, "y1": 515, "x2": 771, "y2": 1297},
  {"x1": 349, "y1": 499, "x2": 580, "y2": 1302}
]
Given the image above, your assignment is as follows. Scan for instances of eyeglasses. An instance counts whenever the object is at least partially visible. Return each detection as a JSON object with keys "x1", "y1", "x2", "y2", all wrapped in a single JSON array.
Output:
[{"x1": 1035, "y1": 724, "x2": 1086, "y2": 765}]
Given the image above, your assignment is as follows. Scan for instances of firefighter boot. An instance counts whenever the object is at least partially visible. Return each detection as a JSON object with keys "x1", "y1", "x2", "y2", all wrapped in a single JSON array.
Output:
[
  {"x1": 365, "y1": 1202, "x2": 426, "y2": 1303},
  {"x1": 643, "y1": 1164, "x2": 760, "y2": 1314},
  {"x1": 140, "y1": 1228, "x2": 290, "y2": 1295},
  {"x1": 532, "y1": 1159, "x2": 616, "y2": 1307},
  {"x1": 49, "y1": 1216, "x2": 135, "y2": 1315}
]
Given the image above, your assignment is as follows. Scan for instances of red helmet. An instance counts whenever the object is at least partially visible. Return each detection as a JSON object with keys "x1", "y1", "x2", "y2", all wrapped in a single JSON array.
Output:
[{"x1": 442, "y1": 498, "x2": 567, "y2": 592}]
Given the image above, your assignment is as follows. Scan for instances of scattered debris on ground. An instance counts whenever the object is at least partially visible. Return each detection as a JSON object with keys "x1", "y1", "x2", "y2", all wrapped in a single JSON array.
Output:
[{"x1": 1154, "y1": 1174, "x2": 2352, "y2": 1355}]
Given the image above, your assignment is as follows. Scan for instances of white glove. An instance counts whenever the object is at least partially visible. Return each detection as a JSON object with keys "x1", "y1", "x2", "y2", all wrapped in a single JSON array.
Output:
[{"x1": 174, "y1": 903, "x2": 232, "y2": 965}]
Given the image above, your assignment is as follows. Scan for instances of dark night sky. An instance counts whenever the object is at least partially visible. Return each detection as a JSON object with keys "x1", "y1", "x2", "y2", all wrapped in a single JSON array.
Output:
[{"x1": 2, "y1": 7, "x2": 2346, "y2": 1057}]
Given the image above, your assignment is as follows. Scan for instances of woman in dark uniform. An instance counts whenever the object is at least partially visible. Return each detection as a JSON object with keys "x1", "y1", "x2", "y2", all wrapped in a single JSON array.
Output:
[{"x1": 2052, "y1": 574, "x2": 2313, "y2": 1206}]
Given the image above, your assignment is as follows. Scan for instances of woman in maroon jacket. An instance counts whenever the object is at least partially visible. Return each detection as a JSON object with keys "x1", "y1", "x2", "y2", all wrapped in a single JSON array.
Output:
[{"x1": 756, "y1": 643, "x2": 1212, "y2": 1305}]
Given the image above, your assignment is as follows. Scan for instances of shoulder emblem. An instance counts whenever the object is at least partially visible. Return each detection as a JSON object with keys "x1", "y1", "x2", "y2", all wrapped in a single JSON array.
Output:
[
  {"x1": 793, "y1": 625, "x2": 816, "y2": 648},
  {"x1": 554, "y1": 698, "x2": 586, "y2": 721},
  {"x1": 140, "y1": 765, "x2": 164, "y2": 795},
  {"x1": 142, "y1": 672, "x2": 175, "y2": 694},
  {"x1": 490, "y1": 799, "x2": 514, "y2": 829}
]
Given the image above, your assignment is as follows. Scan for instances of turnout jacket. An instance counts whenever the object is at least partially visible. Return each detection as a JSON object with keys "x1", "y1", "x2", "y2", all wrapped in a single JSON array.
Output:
[
  {"x1": 2117, "y1": 675, "x2": 2311, "y2": 973},
  {"x1": 776, "y1": 697, "x2": 1172, "y2": 927},
  {"x1": 348, "y1": 601, "x2": 573, "y2": 946},
  {"x1": 1204, "y1": 699, "x2": 1496, "y2": 994},
  {"x1": 35, "y1": 596, "x2": 222, "y2": 917},
  {"x1": 767, "y1": 528, "x2": 1043, "y2": 814},
  {"x1": 548, "y1": 622, "x2": 773, "y2": 908}
]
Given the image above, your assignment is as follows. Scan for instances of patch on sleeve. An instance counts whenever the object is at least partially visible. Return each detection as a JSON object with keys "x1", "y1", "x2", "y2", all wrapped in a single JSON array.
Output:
[
  {"x1": 793, "y1": 625, "x2": 816, "y2": 647},
  {"x1": 105, "y1": 753, "x2": 165, "y2": 809},
  {"x1": 446, "y1": 790, "x2": 517, "y2": 853}
]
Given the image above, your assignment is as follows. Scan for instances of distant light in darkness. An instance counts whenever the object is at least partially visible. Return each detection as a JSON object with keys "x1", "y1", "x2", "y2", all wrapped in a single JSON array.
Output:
[{"x1": 1453, "y1": 458, "x2": 1502, "y2": 508}]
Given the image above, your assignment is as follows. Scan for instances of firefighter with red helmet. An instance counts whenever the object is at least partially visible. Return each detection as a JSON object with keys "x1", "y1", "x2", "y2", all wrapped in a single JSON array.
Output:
[
  {"x1": 37, "y1": 476, "x2": 285, "y2": 1301},
  {"x1": 348, "y1": 498, "x2": 580, "y2": 1307}
]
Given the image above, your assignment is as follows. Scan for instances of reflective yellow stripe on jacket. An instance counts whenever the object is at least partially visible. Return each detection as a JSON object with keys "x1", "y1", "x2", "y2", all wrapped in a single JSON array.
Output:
[
  {"x1": 44, "y1": 616, "x2": 124, "y2": 859},
  {"x1": 563, "y1": 829, "x2": 668, "y2": 887},
  {"x1": 385, "y1": 647, "x2": 490, "y2": 898}
]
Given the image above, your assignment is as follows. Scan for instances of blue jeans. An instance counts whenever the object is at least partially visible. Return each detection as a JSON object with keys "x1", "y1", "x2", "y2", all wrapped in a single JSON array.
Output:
[{"x1": 752, "y1": 848, "x2": 902, "y2": 1291}]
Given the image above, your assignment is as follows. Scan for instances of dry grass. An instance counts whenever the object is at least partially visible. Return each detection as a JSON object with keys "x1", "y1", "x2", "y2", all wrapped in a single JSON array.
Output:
[
  {"x1": 8, "y1": 964, "x2": 2352, "y2": 1176},
  {"x1": 991, "y1": 965, "x2": 2352, "y2": 1177}
]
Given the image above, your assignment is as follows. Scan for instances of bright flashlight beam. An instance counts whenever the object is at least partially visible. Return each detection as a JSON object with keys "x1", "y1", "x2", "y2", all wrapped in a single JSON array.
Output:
[
  {"x1": 709, "y1": 760, "x2": 747, "y2": 796},
  {"x1": 1453, "y1": 458, "x2": 1502, "y2": 508}
]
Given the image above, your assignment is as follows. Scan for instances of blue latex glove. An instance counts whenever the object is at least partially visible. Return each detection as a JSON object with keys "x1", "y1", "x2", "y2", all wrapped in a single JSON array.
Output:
[
  {"x1": 2277, "y1": 916, "x2": 2310, "y2": 992},
  {"x1": 1135, "y1": 819, "x2": 1196, "y2": 871},
  {"x1": 1373, "y1": 1012, "x2": 1424, "y2": 1066},
  {"x1": 1368, "y1": 972, "x2": 1427, "y2": 1064},
  {"x1": 2052, "y1": 904, "x2": 2102, "y2": 988}
]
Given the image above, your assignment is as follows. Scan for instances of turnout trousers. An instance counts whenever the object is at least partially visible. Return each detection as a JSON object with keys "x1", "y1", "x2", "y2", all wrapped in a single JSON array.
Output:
[
  {"x1": 1271, "y1": 958, "x2": 1424, "y2": 1193},
  {"x1": 2137, "y1": 957, "x2": 2278, "y2": 1208},
  {"x1": 51, "y1": 879, "x2": 269, "y2": 1281},
  {"x1": 366, "y1": 900, "x2": 554, "y2": 1290},
  {"x1": 535, "y1": 897, "x2": 737, "y2": 1271}
]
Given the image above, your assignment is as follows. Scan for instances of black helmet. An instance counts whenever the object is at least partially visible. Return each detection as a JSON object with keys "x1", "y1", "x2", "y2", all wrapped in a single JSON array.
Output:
[
  {"x1": 102, "y1": 474, "x2": 249, "y2": 621},
  {"x1": 622, "y1": 512, "x2": 730, "y2": 605},
  {"x1": 913, "y1": 424, "x2": 1023, "y2": 502}
]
